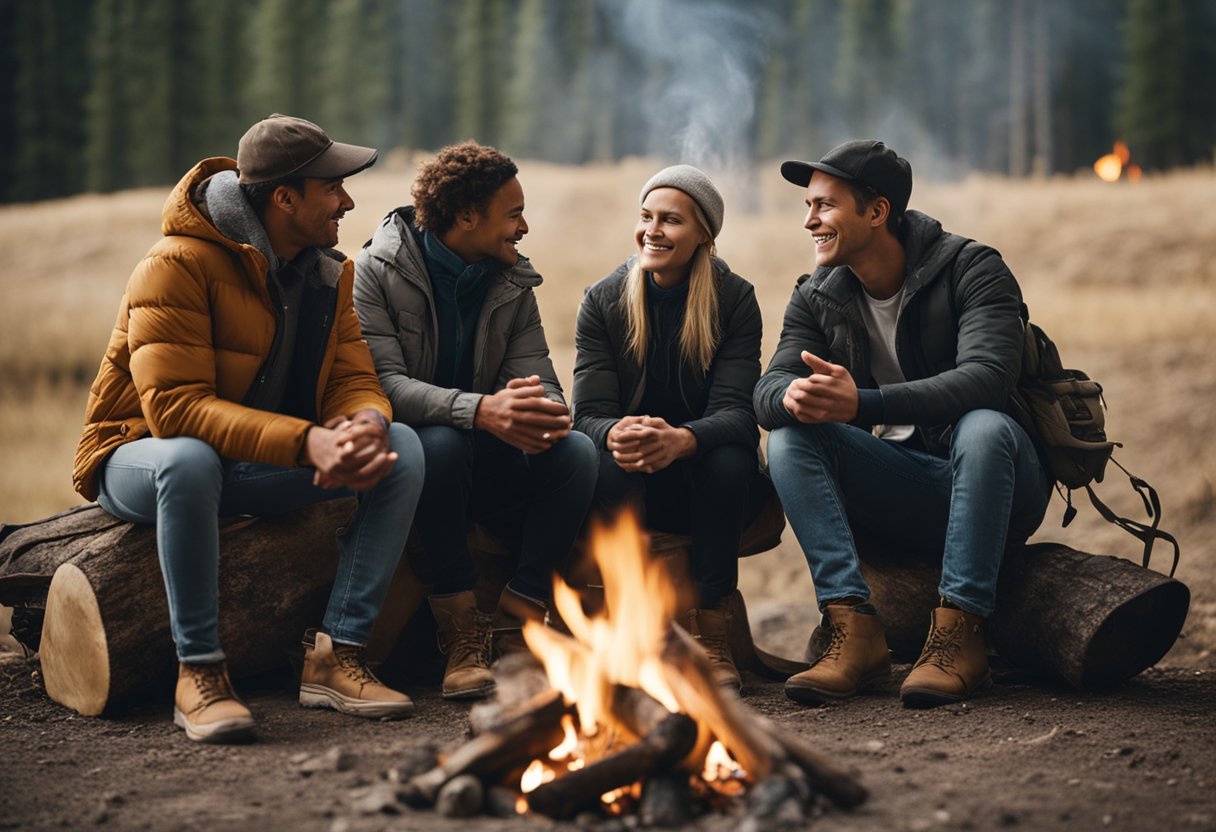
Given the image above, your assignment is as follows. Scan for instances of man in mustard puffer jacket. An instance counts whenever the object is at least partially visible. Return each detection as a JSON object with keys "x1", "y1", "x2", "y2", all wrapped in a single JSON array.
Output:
[{"x1": 73, "y1": 115, "x2": 425, "y2": 743}]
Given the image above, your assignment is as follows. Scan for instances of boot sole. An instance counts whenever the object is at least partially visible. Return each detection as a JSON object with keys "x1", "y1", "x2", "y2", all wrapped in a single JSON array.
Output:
[
  {"x1": 173, "y1": 708, "x2": 256, "y2": 744},
  {"x1": 299, "y1": 684, "x2": 415, "y2": 719},
  {"x1": 441, "y1": 680, "x2": 497, "y2": 701},
  {"x1": 784, "y1": 669, "x2": 893, "y2": 706},
  {"x1": 900, "y1": 673, "x2": 992, "y2": 709}
]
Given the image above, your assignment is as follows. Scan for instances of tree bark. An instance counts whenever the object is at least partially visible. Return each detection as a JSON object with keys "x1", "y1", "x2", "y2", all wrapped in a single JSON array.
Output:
[
  {"x1": 848, "y1": 540, "x2": 1189, "y2": 690},
  {"x1": 1, "y1": 502, "x2": 351, "y2": 715}
]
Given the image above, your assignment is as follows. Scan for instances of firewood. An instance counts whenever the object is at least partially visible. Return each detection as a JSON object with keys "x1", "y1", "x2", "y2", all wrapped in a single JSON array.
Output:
[
  {"x1": 755, "y1": 718, "x2": 868, "y2": 809},
  {"x1": 855, "y1": 539, "x2": 1190, "y2": 688},
  {"x1": 401, "y1": 689, "x2": 569, "y2": 807},
  {"x1": 525, "y1": 705, "x2": 697, "y2": 820},
  {"x1": 639, "y1": 770, "x2": 694, "y2": 827}
]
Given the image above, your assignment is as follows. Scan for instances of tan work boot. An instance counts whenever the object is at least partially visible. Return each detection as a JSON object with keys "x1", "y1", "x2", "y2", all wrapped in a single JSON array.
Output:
[
  {"x1": 784, "y1": 604, "x2": 892, "y2": 705},
  {"x1": 299, "y1": 630, "x2": 414, "y2": 719},
  {"x1": 900, "y1": 604, "x2": 991, "y2": 708},
  {"x1": 491, "y1": 585, "x2": 547, "y2": 660},
  {"x1": 680, "y1": 604, "x2": 742, "y2": 693},
  {"x1": 429, "y1": 592, "x2": 496, "y2": 699},
  {"x1": 173, "y1": 661, "x2": 256, "y2": 744}
]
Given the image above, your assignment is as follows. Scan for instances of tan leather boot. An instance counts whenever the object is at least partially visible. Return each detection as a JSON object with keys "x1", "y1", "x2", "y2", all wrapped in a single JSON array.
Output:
[
  {"x1": 173, "y1": 661, "x2": 256, "y2": 744},
  {"x1": 491, "y1": 585, "x2": 547, "y2": 660},
  {"x1": 784, "y1": 604, "x2": 892, "y2": 705},
  {"x1": 429, "y1": 592, "x2": 496, "y2": 699},
  {"x1": 680, "y1": 604, "x2": 742, "y2": 693},
  {"x1": 901, "y1": 605, "x2": 991, "y2": 708},
  {"x1": 299, "y1": 630, "x2": 414, "y2": 719}
]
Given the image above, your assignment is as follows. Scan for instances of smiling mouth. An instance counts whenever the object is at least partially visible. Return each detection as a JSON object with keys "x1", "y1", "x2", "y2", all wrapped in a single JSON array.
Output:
[
  {"x1": 644, "y1": 241, "x2": 673, "y2": 252},
  {"x1": 812, "y1": 233, "x2": 836, "y2": 245}
]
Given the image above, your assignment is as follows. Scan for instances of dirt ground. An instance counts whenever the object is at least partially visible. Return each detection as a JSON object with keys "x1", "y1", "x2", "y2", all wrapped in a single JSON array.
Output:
[{"x1": 3, "y1": 600, "x2": 1213, "y2": 832}]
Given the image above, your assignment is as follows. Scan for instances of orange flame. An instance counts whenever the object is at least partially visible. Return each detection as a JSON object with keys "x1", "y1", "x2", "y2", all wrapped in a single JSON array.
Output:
[
  {"x1": 1094, "y1": 140, "x2": 1135, "y2": 182},
  {"x1": 517, "y1": 510, "x2": 747, "y2": 798}
]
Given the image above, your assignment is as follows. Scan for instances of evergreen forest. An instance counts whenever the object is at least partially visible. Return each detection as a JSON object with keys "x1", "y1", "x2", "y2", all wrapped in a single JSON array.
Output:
[{"x1": 2, "y1": 0, "x2": 1214, "y2": 204}]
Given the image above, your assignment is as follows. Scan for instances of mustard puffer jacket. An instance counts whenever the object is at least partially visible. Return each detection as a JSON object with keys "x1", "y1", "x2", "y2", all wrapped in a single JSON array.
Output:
[{"x1": 73, "y1": 157, "x2": 390, "y2": 501}]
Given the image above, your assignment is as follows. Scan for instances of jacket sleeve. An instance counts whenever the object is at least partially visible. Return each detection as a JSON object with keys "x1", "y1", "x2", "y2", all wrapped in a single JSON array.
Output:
[
  {"x1": 879, "y1": 247, "x2": 1023, "y2": 425},
  {"x1": 753, "y1": 277, "x2": 830, "y2": 430},
  {"x1": 353, "y1": 250, "x2": 483, "y2": 428},
  {"x1": 317, "y1": 265, "x2": 392, "y2": 424},
  {"x1": 681, "y1": 281, "x2": 761, "y2": 451},
  {"x1": 571, "y1": 286, "x2": 623, "y2": 449},
  {"x1": 127, "y1": 249, "x2": 312, "y2": 468},
  {"x1": 497, "y1": 289, "x2": 566, "y2": 406}
]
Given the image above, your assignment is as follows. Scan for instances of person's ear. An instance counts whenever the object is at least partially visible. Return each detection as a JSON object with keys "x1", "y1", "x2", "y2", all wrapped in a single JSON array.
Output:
[
  {"x1": 456, "y1": 207, "x2": 479, "y2": 230},
  {"x1": 870, "y1": 196, "x2": 890, "y2": 229},
  {"x1": 271, "y1": 184, "x2": 298, "y2": 214}
]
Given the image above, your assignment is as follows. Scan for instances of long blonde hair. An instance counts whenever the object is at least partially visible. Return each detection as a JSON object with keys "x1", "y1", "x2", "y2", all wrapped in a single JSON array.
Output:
[{"x1": 620, "y1": 199, "x2": 720, "y2": 375}]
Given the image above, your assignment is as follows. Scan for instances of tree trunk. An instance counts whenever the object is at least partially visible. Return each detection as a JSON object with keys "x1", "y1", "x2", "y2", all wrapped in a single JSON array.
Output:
[
  {"x1": 0, "y1": 502, "x2": 351, "y2": 715},
  {"x1": 848, "y1": 540, "x2": 1189, "y2": 690}
]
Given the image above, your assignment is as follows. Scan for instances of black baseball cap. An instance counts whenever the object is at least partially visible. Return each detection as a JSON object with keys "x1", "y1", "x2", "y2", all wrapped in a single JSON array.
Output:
[
  {"x1": 237, "y1": 114, "x2": 378, "y2": 185},
  {"x1": 781, "y1": 140, "x2": 913, "y2": 217}
]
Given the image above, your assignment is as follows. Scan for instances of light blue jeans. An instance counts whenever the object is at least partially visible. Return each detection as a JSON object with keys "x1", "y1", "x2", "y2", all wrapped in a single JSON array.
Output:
[
  {"x1": 96, "y1": 424, "x2": 424, "y2": 662},
  {"x1": 767, "y1": 409, "x2": 1052, "y2": 618}
]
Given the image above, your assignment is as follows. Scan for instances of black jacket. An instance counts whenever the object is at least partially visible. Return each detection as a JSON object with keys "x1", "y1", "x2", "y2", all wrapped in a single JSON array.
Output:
[
  {"x1": 753, "y1": 210, "x2": 1024, "y2": 456},
  {"x1": 573, "y1": 256, "x2": 762, "y2": 453}
]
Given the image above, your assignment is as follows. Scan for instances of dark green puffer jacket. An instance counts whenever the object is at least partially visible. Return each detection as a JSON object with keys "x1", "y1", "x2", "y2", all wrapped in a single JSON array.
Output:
[{"x1": 753, "y1": 210, "x2": 1024, "y2": 456}]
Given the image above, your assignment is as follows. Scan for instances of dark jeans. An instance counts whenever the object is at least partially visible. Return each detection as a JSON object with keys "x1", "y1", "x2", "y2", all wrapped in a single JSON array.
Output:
[
  {"x1": 593, "y1": 443, "x2": 767, "y2": 608},
  {"x1": 411, "y1": 426, "x2": 598, "y2": 600}
]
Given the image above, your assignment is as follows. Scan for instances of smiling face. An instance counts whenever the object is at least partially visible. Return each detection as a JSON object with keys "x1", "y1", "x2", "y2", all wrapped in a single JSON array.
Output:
[
  {"x1": 287, "y1": 177, "x2": 354, "y2": 252},
  {"x1": 634, "y1": 187, "x2": 709, "y2": 287},
  {"x1": 802, "y1": 171, "x2": 882, "y2": 269},
  {"x1": 454, "y1": 176, "x2": 529, "y2": 266}
]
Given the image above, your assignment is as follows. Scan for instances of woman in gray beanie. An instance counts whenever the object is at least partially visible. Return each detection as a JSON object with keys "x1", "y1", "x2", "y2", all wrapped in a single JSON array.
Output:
[{"x1": 571, "y1": 165, "x2": 771, "y2": 692}]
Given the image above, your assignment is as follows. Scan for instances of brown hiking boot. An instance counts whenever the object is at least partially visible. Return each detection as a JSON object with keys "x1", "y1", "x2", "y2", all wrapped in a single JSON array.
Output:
[
  {"x1": 900, "y1": 605, "x2": 991, "y2": 708},
  {"x1": 299, "y1": 630, "x2": 414, "y2": 719},
  {"x1": 429, "y1": 592, "x2": 495, "y2": 699},
  {"x1": 680, "y1": 604, "x2": 742, "y2": 693},
  {"x1": 784, "y1": 604, "x2": 892, "y2": 705},
  {"x1": 173, "y1": 661, "x2": 256, "y2": 744},
  {"x1": 491, "y1": 585, "x2": 547, "y2": 660}
]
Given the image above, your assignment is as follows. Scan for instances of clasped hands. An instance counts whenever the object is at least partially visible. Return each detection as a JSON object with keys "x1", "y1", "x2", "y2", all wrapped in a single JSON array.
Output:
[
  {"x1": 475, "y1": 375, "x2": 571, "y2": 454},
  {"x1": 783, "y1": 350, "x2": 860, "y2": 424},
  {"x1": 607, "y1": 415, "x2": 696, "y2": 474},
  {"x1": 303, "y1": 408, "x2": 397, "y2": 491}
]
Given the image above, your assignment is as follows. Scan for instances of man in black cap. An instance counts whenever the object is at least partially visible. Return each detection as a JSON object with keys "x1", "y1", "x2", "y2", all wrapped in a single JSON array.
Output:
[
  {"x1": 754, "y1": 140, "x2": 1053, "y2": 709},
  {"x1": 74, "y1": 115, "x2": 426, "y2": 743}
]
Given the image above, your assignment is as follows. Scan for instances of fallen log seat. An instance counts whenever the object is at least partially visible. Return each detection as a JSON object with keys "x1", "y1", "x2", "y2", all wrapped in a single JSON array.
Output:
[{"x1": 842, "y1": 539, "x2": 1191, "y2": 690}]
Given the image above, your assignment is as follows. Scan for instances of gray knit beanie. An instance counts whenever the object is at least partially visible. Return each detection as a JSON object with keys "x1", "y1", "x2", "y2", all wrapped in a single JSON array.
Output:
[{"x1": 639, "y1": 164, "x2": 724, "y2": 238}]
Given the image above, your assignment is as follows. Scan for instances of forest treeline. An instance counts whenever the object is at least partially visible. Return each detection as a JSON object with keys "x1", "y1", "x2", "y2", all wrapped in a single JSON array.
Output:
[{"x1": 2, "y1": 0, "x2": 1214, "y2": 204}]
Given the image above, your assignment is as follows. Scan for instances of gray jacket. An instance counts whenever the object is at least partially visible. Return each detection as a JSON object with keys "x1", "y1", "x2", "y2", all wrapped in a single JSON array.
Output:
[
  {"x1": 753, "y1": 210, "x2": 1024, "y2": 456},
  {"x1": 353, "y1": 207, "x2": 564, "y2": 428}
]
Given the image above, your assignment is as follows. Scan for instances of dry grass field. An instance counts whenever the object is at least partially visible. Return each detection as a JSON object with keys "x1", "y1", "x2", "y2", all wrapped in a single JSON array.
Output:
[{"x1": 2, "y1": 157, "x2": 1214, "y2": 661}]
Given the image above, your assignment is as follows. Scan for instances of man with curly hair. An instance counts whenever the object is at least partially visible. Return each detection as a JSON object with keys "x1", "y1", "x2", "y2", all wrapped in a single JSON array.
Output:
[{"x1": 354, "y1": 141, "x2": 597, "y2": 699}]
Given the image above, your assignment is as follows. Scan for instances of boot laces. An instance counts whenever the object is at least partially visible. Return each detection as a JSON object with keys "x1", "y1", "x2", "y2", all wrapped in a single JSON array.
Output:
[
  {"x1": 817, "y1": 620, "x2": 850, "y2": 664},
  {"x1": 334, "y1": 644, "x2": 381, "y2": 687},
  {"x1": 915, "y1": 618, "x2": 965, "y2": 670},
  {"x1": 439, "y1": 609, "x2": 493, "y2": 668},
  {"x1": 183, "y1": 663, "x2": 235, "y2": 709}
]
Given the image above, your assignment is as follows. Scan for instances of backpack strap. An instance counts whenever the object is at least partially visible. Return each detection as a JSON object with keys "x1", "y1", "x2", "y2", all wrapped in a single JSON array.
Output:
[{"x1": 1081, "y1": 475, "x2": 1181, "y2": 577}]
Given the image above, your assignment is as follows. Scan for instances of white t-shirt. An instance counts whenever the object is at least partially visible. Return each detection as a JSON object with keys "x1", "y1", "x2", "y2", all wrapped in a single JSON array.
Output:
[{"x1": 857, "y1": 286, "x2": 915, "y2": 443}]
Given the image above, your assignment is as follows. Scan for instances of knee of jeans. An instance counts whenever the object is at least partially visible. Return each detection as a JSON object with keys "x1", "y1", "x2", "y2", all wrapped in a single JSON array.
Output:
[
  {"x1": 551, "y1": 430, "x2": 598, "y2": 470},
  {"x1": 696, "y1": 443, "x2": 756, "y2": 481},
  {"x1": 155, "y1": 437, "x2": 223, "y2": 493},
  {"x1": 386, "y1": 422, "x2": 425, "y2": 478},
  {"x1": 951, "y1": 409, "x2": 1018, "y2": 457},
  {"x1": 416, "y1": 425, "x2": 471, "y2": 468},
  {"x1": 766, "y1": 423, "x2": 833, "y2": 468}
]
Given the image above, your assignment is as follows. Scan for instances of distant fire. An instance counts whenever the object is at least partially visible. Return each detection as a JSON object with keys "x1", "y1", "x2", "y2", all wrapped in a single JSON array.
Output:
[{"x1": 1094, "y1": 140, "x2": 1141, "y2": 182}]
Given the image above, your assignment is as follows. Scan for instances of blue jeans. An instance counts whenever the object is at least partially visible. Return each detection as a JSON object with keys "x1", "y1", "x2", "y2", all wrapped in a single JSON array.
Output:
[
  {"x1": 96, "y1": 423, "x2": 425, "y2": 662},
  {"x1": 410, "y1": 427, "x2": 598, "y2": 601},
  {"x1": 767, "y1": 409, "x2": 1052, "y2": 617}
]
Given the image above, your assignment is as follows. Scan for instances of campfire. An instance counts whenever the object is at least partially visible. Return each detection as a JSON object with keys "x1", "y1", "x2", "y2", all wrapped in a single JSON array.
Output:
[
  {"x1": 1094, "y1": 140, "x2": 1142, "y2": 182},
  {"x1": 397, "y1": 511, "x2": 867, "y2": 823}
]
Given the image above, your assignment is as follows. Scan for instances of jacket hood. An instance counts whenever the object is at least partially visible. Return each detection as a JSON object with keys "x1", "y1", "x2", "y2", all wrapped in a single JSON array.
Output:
[
  {"x1": 162, "y1": 158, "x2": 249, "y2": 251},
  {"x1": 197, "y1": 169, "x2": 278, "y2": 267},
  {"x1": 365, "y1": 205, "x2": 542, "y2": 289}
]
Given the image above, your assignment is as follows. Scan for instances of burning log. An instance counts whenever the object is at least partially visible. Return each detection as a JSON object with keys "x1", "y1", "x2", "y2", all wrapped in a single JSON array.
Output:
[
  {"x1": 525, "y1": 694, "x2": 697, "y2": 819},
  {"x1": 400, "y1": 688, "x2": 569, "y2": 807}
]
